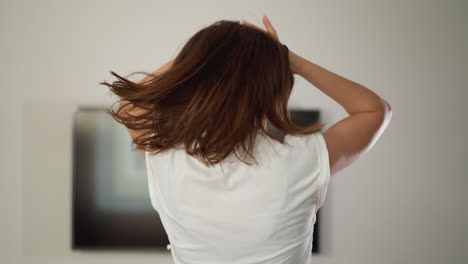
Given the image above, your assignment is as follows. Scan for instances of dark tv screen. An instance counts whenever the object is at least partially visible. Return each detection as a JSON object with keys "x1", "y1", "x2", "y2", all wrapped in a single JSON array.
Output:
[{"x1": 72, "y1": 106, "x2": 324, "y2": 253}]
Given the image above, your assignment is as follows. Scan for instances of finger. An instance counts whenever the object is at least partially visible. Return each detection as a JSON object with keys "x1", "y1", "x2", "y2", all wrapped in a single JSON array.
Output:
[
  {"x1": 241, "y1": 18, "x2": 279, "y2": 42},
  {"x1": 262, "y1": 16, "x2": 279, "y2": 40},
  {"x1": 241, "y1": 20, "x2": 266, "y2": 33},
  {"x1": 263, "y1": 16, "x2": 276, "y2": 32}
]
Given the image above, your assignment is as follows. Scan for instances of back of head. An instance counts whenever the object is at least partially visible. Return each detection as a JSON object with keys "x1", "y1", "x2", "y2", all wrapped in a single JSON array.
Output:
[{"x1": 103, "y1": 19, "x2": 324, "y2": 167}]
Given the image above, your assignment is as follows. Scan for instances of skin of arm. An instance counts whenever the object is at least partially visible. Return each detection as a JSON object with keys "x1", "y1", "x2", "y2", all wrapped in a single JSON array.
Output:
[{"x1": 120, "y1": 59, "x2": 175, "y2": 159}]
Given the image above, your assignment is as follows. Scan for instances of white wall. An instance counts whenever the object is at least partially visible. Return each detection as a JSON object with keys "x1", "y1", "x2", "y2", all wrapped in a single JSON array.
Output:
[{"x1": 1, "y1": 0, "x2": 467, "y2": 263}]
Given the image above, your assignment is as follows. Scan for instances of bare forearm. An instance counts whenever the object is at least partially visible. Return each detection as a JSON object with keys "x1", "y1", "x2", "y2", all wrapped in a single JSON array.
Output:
[{"x1": 290, "y1": 50, "x2": 389, "y2": 115}]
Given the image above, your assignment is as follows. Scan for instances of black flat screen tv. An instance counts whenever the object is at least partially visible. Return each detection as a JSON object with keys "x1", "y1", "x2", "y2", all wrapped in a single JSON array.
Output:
[{"x1": 72, "y1": 106, "x2": 324, "y2": 253}]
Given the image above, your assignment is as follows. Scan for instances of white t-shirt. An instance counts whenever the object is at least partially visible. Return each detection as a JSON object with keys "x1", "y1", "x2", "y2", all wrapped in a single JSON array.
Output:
[{"x1": 145, "y1": 131, "x2": 330, "y2": 264}]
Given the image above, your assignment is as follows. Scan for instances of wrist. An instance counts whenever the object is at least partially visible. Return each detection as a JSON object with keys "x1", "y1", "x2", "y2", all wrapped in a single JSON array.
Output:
[{"x1": 289, "y1": 50, "x2": 304, "y2": 75}]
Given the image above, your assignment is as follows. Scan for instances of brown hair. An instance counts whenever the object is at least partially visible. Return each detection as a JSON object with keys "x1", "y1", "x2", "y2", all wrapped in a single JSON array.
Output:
[{"x1": 100, "y1": 19, "x2": 325, "y2": 167}]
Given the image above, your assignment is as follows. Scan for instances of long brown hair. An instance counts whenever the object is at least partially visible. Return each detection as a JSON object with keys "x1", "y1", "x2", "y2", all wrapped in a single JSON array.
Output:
[{"x1": 100, "y1": 19, "x2": 325, "y2": 167}]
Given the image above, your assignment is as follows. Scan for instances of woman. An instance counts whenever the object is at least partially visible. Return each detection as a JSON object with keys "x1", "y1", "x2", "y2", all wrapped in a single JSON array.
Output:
[{"x1": 100, "y1": 16, "x2": 392, "y2": 264}]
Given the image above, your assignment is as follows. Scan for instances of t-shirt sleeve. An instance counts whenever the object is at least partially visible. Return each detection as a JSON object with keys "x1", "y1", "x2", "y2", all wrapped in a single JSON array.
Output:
[
  {"x1": 145, "y1": 150, "x2": 162, "y2": 213},
  {"x1": 284, "y1": 132, "x2": 331, "y2": 210},
  {"x1": 312, "y1": 132, "x2": 331, "y2": 210}
]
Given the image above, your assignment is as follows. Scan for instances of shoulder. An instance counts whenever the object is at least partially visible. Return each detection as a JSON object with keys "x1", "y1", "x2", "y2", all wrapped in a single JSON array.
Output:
[{"x1": 283, "y1": 132, "x2": 329, "y2": 168}]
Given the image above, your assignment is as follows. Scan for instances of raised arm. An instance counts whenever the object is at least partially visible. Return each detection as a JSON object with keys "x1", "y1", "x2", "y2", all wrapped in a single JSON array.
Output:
[{"x1": 289, "y1": 50, "x2": 392, "y2": 177}]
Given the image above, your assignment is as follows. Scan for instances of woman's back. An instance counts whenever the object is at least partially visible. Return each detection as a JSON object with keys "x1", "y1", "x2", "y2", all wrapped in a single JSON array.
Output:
[{"x1": 145, "y1": 132, "x2": 330, "y2": 264}]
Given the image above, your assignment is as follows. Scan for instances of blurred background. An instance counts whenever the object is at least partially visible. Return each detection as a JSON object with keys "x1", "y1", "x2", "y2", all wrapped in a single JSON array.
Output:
[{"x1": 1, "y1": 0, "x2": 467, "y2": 263}]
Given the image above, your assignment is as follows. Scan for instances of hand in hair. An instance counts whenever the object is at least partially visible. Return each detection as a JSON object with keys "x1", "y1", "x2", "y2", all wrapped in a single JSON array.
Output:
[
  {"x1": 241, "y1": 16, "x2": 301, "y2": 75},
  {"x1": 241, "y1": 15, "x2": 280, "y2": 43}
]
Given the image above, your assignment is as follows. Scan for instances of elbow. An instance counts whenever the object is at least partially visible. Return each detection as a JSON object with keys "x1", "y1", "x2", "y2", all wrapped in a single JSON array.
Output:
[
  {"x1": 382, "y1": 100, "x2": 392, "y2": 118},
  {"x1": 375, "y1": 98, "x2": 392, "y2": 118},
  {"x1": 383, "y1": 99, "x2": 392, "y2": 112},
  {"x1": 372, "y1": 99, "x2": 392, "y2": 124},
  {"x1": 379, "y1": 100, "x2": 393, "y2": 126}
]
